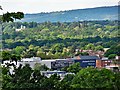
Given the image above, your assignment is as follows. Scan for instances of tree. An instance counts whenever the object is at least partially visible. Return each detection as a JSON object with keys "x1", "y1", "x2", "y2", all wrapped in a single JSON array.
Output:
[
  {"x1": 108, "y1": 54, "x2": 117, "y2": 59},
  {"x1": 67, "y1": 62, "x2": 81, "y2": 74},
  {"x1": 85, "y1": 43, "x2": 95, "y2": 50},
  {"x1": 0, "y1": 66, "x2": 2, "y2": 88},
  {"x1": 51, "y1": 43, "x2": 65, "y2": 53},
  {"x1": 2, "y1": 50, "x2": 11, "y2": 61},
  {"x1": 95, "y1": 45, "x2": 104, "y2": 51},
  {"x1": 59, "y1": 74, "x2": 75, "y2": 90},
  {"x1": 10, "y1": 54, "x2": 21, "y2": 65},
  {"x1": 72, "y1": 67, "x2": 116, "y2": 89},
  {"x1": 104, "y1": 45, "x2": 120, "y2": 57},
  {"x1": 13, "y1": 46, "x2": 26, "y2": 55},
  {"x1": 0, "y1": 6, "x2": 2, "y2": 10},
  {"x1": 2, "y1": 12, "x2": 24, "y2": 22},
  {"x1": 34, "y1": 63, "x2": 49, "y2": 71},
  {"x1": 3, "y1": 64, "x2": 34, "y2": 89},
  {"x1": 22, "y1": 49, "x2": 36, "y2": 58},
  {"x1": 0, "y1": 6, "x2": 24, "y2": 22},
  {"x1": 114, "y1": 72, "x2": 120, "y2": 89},
  {"x1": 75, "y1": 52, "x2": 89, "y2": 56},
  {"x1": 36, "y1": 51, "x2": 47, "y2": 59}
]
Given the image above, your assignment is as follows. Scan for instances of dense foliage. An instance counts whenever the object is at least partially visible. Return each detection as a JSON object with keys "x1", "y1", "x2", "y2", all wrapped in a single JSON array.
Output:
[
  {"x1": 1, "y1": 6, "x2": 119, "y2": 90},
  {"x1": 2, "y1": 12, "x2": 24, "y2": 22},
  {"x1": 1, "y1": 64, "x2": 120, "y2": 90},
  {"x1": 1, "y1": 20, "x2": 119, "y2": 60},
  {"x1": 2, "y1": 21, "x2": 119, "y2": 49},
  {"x1": 104, "y1": 44, "x2": 120, "y2": 57}
]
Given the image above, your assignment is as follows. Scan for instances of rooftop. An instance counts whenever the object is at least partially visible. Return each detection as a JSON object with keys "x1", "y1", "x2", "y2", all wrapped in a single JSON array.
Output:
[{"x1": 79, "y1": 56, "x2": 100, "y2": 60}]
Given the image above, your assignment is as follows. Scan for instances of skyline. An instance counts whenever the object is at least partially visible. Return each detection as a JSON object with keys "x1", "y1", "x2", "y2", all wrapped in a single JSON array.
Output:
[{"x1": 0, "y1": 0, "x2": 118, "y2": 15}]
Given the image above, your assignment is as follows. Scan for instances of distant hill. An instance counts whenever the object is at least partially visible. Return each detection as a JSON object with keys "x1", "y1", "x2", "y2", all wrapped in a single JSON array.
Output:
[{"x1": 19, "y1": 6, "x2": 118, "y2": 22}]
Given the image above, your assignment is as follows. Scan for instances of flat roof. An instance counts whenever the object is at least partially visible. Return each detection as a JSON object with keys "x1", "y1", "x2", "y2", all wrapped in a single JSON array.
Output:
[
  {"x1": 40, "y1": 71, "x2": 66, "y2": 74},
  {"x1": 79, "y1": 56, "x2": 100, "y2": 60},
  {"x1": 41, "y1": 60, "x2": 56, "y2": 62}
]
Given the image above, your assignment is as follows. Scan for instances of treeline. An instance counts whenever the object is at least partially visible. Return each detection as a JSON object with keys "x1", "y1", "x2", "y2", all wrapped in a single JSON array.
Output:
[
  {"x1": 1, "y1": 43, "x2": 102, "y2": 61},
  {"x1": 2, "y1": 20, "x2": 119, "y2": 49},
  {"x1": 1, "y1": 63, "x2": 120, "y2": 90},
  {"x1": 1, "y1": 20, "x2": 119, "y2": 60},
  {"x1": 2, "y1": 43, "x2": 120, "y2": 63},
  {"x1": 2, "y1": 36, "x2": 119, "y2": 49}
]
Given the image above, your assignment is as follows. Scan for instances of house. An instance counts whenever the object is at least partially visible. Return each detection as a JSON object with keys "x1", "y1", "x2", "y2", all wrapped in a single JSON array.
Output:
[
  {"x1": 16, "y1": 25, "x2": 26, "y2": 32},
  {"x1": 96, "y1": 58, "x2": 112, "y2": 68},
  {"x1": 96, "y1": 56, "x2": 120, "y2": 71},
  {"x1": 116, "y1": 56, "x2": 120, "y2": 60}
]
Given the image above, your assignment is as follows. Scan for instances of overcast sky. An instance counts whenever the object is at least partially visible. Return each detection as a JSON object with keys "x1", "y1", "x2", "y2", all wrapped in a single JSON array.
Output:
[{"x1": 0, "y1": 0, "x2": 118, "y2": 15}]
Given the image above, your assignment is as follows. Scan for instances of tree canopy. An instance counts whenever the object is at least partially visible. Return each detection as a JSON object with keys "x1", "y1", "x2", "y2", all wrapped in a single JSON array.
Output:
[
  {"x1": 1, "y1": 64, "x2": 120, "y2": 90},
  {"x1": 0, "y1": 6, "x2": 24, "y2": 22}
]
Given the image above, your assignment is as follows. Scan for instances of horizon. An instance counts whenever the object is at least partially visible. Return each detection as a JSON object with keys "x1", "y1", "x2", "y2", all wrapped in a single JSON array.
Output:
[
  {"x1": 1, "y1": 0, "x2": 118, "y2": 15},
  {"x1": 24, "y1": 5, "x2": 117, "y2": 14}
]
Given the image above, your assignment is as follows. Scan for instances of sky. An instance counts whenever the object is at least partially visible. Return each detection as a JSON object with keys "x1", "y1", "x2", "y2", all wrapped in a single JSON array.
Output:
[{"x1": 0, "y1": 0, "x2": 118, "y2": 15}]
